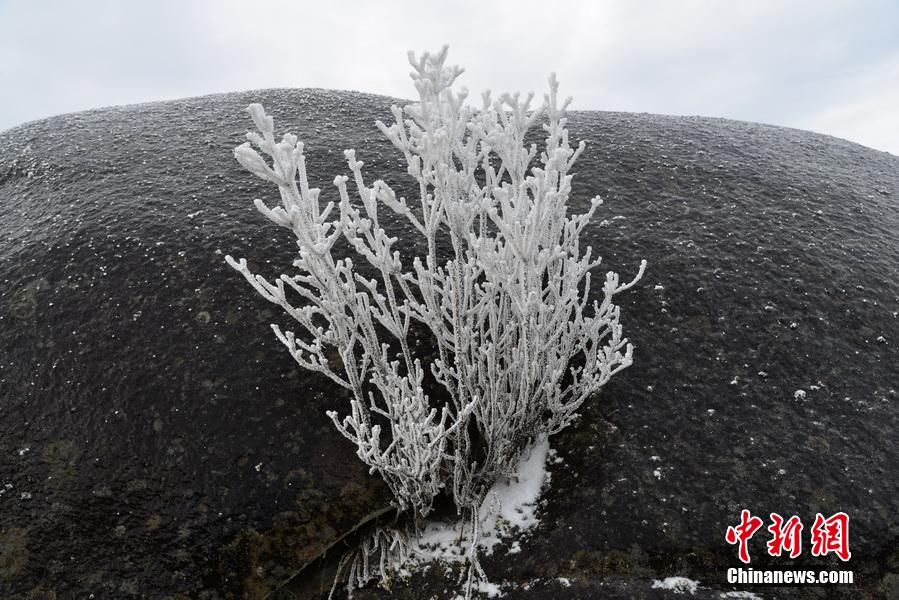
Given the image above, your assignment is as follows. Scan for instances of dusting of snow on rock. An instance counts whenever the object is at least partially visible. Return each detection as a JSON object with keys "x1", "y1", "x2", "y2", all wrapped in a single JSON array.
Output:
[
  {"x1": 721, "y1": 591, "x2": 763, "y2": 599},
  {"x1": 476, "y1": 580, "x2": 502, "y2": 597},
  {"x1": 451, "y1": 580, "x2": 503, "y2": 600},
  {"x1": 652, "y1": 576, "x2": 700, "y2": 594}
]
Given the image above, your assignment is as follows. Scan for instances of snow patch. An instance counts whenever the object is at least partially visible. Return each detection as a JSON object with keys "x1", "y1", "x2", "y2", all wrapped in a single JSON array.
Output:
[
  {"x1": 476, "y1": 580, "x2": 502, "y2": 597},
  {"x1": 651, "y1": 576, "x2": 699, "y2": 594},
  {"x1": 414, "y1": 437, "x2": 550, "y2": 561}
]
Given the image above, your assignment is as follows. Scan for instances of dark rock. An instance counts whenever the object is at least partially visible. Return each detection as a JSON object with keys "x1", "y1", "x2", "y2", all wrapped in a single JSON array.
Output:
[
  {"x1": 0, "y1": 90, "x2": 399, "y2": 599},
  {"x1": 2, "y1": 89, "x2": 897, "y2": 599}
]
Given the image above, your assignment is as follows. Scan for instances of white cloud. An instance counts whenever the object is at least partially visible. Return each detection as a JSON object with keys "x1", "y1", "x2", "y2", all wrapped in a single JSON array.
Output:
[
  {"x1": 0, "y1": 0, "x2": 896, "y2": 154},
  {"x1": 797, "y1": 55, "x2": 899, "y2": 155}
]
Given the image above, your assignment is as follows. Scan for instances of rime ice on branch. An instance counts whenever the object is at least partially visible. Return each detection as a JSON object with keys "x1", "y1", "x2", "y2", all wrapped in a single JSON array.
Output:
[{"x1": 226, "y1": 45, "x2": 645, "y2": 591}]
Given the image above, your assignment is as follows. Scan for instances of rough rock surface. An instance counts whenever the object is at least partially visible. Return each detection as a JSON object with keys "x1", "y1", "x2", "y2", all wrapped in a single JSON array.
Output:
[
  {"x1": 0, "y1": 90, "x2": 401, "y2": 599},
  {"x1": 1, "y1": 89, "x2": 897, "y2": 599}
]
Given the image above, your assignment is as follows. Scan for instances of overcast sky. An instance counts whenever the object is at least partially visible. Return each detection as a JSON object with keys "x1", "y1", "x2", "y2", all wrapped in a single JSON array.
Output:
[{"x1": 1, "y1": 0, "x2": 897, "y2": 155}]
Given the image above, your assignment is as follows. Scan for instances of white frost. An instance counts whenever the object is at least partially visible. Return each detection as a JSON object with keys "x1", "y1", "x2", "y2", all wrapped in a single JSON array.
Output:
[
  {"x1": 227, "y1": 45, "x2": 645, "y2": 524},
  {"x1": 228, "y1": 46, "x2": 644, "y2": 600}
]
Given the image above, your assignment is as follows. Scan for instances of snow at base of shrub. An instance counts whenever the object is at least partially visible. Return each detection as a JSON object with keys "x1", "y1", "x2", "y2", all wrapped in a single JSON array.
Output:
[
  {"x1": 414, "y1": 436, "x2": 549, "y2": 559},
  {"x1": 397, "y1": 436, "x2": 550, "y2": 596}
]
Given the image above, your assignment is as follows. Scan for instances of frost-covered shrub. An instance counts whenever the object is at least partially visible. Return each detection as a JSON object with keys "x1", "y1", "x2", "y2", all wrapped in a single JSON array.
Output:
[{"x1": 226, "y1": 46, "x2": 644, "y2": 594}]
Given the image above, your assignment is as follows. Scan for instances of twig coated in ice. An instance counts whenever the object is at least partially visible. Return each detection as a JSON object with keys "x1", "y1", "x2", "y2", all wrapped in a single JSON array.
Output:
[{"x1": 227, "y1": 45, "x2": 645, "y2": 598}]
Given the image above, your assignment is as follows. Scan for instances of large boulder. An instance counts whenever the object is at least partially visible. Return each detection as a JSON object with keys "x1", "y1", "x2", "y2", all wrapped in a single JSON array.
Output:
[
  {"x1": 1, "y1": 90, "x2": 897, "y2": 599},
  {"x1": 0, "y1": 90, "x2": 401, "y2": 599}
]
